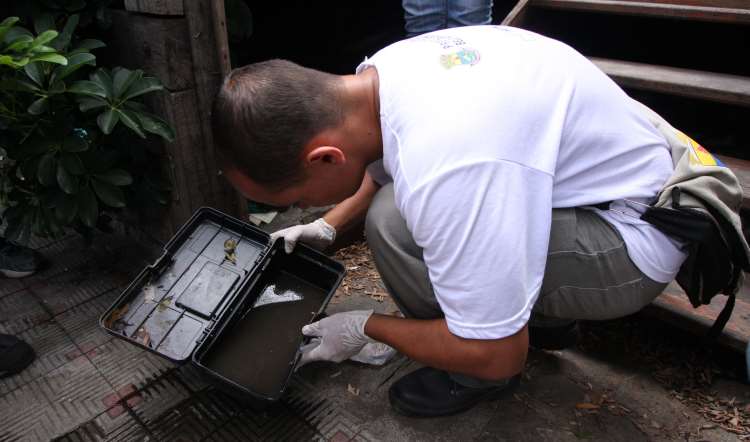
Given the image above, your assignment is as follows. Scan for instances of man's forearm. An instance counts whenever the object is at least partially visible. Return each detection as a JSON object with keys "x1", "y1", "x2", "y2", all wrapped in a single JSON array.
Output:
[
  {"x1": 323, "y1": 171, "x2": 379, "y2": 235},
  {"x1": 364, "y1": 314, "x2": 528, "y2": 381}
]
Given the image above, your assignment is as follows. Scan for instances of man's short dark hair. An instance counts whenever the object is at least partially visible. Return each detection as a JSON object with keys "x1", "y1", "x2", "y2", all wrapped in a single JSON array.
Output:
[{"x1": 211, "y1": 60, "x2": 344, "y2": 188}]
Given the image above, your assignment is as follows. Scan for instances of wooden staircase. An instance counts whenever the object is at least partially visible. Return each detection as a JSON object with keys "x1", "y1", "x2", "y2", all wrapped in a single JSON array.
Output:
[{"x1": 502, "y1": 0, "x2": 750, "y2": 352}]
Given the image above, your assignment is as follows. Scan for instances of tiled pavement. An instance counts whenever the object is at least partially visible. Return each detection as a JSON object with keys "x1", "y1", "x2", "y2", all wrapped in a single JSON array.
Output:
[
  {"x1": 0, "y1": 233, "x2": 378, "y2": 441},
  {"x1": 2, "y1": 229, "x2": 749, "y2": 441}
]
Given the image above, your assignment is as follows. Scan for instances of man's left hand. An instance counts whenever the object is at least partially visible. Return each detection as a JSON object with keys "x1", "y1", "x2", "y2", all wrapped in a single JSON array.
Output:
[{"x1": 298, "y1": 310, "x2": 375, "y2": 367}]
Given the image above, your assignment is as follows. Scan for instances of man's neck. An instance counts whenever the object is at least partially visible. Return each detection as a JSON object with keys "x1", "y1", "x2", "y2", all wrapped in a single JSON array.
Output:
[{"x1": 340, "y1": 68, "x2": 383, "y2": 165}]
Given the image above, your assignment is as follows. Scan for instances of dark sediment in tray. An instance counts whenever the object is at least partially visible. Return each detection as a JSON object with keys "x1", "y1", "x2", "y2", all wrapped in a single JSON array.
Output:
[{"x1": 201, "y1": 271, "x2": 326, "y2": 397}]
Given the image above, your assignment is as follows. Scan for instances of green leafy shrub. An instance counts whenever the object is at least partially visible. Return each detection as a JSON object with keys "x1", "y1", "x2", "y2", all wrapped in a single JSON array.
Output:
[{"x1": 0, "y1": 13, "x2": 174, "y2": 244}]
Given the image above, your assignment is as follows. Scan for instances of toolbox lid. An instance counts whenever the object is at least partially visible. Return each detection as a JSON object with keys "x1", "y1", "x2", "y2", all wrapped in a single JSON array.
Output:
[{"x1": 100, "y1": 208, "x2": 272, "y2": 363}]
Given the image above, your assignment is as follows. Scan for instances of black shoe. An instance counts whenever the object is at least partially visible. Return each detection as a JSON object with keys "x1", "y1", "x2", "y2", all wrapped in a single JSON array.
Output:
[
  {"x1": 0, "y1": 334, "x2": 36, "y2": 378},
  {"x1": 0, "y1": 238, "x2": 44, "y2": 278},
  {"x1": 388, "y1": 367, "x2": 520, "y2": 417},
  {"x1": 529, "y1": 321, "x2": 579, "y2": 350}
]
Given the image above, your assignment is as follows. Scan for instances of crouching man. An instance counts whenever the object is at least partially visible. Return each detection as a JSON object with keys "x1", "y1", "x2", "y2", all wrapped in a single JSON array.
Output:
[{"x1": 210, "y1": 26, "x2": 695, "y2": 417}]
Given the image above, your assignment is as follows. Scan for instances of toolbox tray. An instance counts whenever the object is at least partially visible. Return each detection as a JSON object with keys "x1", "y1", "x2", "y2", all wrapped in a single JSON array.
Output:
[{"x1": 100, "y1": 207, "x2": 344, "y2": 404}]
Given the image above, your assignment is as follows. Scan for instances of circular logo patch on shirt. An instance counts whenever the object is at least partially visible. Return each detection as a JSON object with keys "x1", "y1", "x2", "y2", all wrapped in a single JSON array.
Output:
[{"x1": 440, "y1": 48, "x2": 481, "y2": 69}]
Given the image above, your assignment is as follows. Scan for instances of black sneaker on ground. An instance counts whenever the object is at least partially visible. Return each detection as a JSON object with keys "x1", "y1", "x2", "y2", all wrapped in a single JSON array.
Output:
[
  {"x1": 388, "y1": 367, "x2": 520, "y2": 417},
  {"x1": 529, "y1": 321, "x2": 579, "y2": 350},
  {"x1": 0, "y1": 334, "x2": 35, "y2": 378},
  {"x1": 0, "y1": 238, "x2": 43, "y2": 278}
]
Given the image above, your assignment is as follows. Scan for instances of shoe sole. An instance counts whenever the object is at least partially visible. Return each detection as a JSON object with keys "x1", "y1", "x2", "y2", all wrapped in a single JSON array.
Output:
[
  {"x1": 389, "y1": 376, "x2": 521, "y2": 418},
  {"x1": 0, "y1": 269, "x2": 35, "y2": 279}
]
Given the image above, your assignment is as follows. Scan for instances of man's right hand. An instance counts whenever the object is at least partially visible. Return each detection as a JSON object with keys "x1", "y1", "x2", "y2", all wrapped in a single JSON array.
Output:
[{"x1": 270, "y1": 218, "x2": 336, "y2": 254}]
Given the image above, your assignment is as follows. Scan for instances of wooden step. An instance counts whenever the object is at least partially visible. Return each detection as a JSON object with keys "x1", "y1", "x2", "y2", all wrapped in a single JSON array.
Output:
[
  {"x1": 646, "y1": 281, "x2": 750, "y2": 353},
  {"x1": 531, "y1": 0, "x2": 750, "y2": 24},
  {"x1": 590, "y1": 58, "x2": 750, "y2": 108}
]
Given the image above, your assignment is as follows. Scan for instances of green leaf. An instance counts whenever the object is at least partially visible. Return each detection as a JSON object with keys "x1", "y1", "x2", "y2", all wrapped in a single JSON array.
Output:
[
  {"x1": 78, "y1": 97, "x2": 107, "y2": 112},
  {"x1": 133, "y1": 111, "x2": 175, "y2": 142},
  {"x1": 6, "y1": 34, "x2": 33, "y2": 52},
  {"x1": 17, "y1": 137, "x2": 55, "y2": 159},
  {"x1": 56, "y1": 193, "x2": 78, "y2": 223},
  {"x1": 112, "y1": 68, "x2": 141, "y2": 99},
  {"x1": 5, "y1": 209, "x2": 31, "y2": 244},
  {"x1": 0, "y1": 17, "x2": 20, "y2": 45},
  {"x1": 68, "y1": 80, "x2": 107, "y2": 98},
  {"x1": 74, "y1": 39, "x2": 105, "y2": 51},
  {"x1": 23, "y1": 62, "x2": 45, "y2": 87},
  {"x1": 60, "y1": 152, "x2": 85, "y2": 175},
  {"x1": 50, "y1": 52, "x2": 95, "y2": 84},
  {"x1": 34, "y1": 13, "x2": 55, "y2": 34},
  {"x1": 123, "y1": 77, "x2": 163, "y2": 101},
  {"x1": 52, "y1": 14, "x2": 79, "y2": 51},
  {"x1": 27, "y1": 96, "x2": 49, "y2": 115},
  {"x1": 95, "y1": 169, "x2": 133, "y2": 186},
  {"x1": 0, "y1": 55, "x2": 22, "y2": 68},
  {"x1": 33, "y1": 45, "x2": 56, "y2": 53},
  {"x1": 38, "y1": 207, "x2": 61, "y2": 237},
  {"x1": 56, "y1": 162, "x2": 78, "y2": 194},
  {"x1": 0, "y1": 78, "x2": 40, "y2": 92},
  {"x1": 122, "y1": 101, "x2": 147, "y2": 113},
  {"x1": 40, "y1": 190, "x2": 59, "y2": 209},
  {"x1": 30, "y1": 30, "x2": 59, "y2": 49},
  {"x1": 97, "y1": 108, "x2": 119, "y2": 134},
  {"x1": 61, "y1": 135, "x2": 88, "y2": 152},
  {"x1": 48, "y1": 80, "x2": 65, "y2": 94},
  {"x1": 116, "y1": 109, "x2": 145, "y2": 138},
  {"x1": 37, "y1": 152, "x2": 57, "y2": 186},
  {"x1": 81, "y1": 148, "x2": 118, "y2": 174},
  {"x1": 20, "y1": 155, "x2": 40, "y2": 182},
  {"x1": 92, "y1": 179, "x2": 126, "y2": 208},
  {"x1": 77, "y1": 186, "x2": 98, "y2": 227},
  {"x1": 91, "y1": 69, "x2": 113, "y2": 98},
  {"x1": 28, "y1": 53, "x2": 67, "y2": 65},
  {"x1": 5, "y1": 26, "x2": 32, "y2": 43}
]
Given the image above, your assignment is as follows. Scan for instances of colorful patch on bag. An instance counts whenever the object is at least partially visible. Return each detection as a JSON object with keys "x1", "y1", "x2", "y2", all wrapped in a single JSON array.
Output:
[
  {"x1": 440, "y1": 48, "x2": 480, "y2": 69},
  {"x1": 676, "y1": 130, "x2": 725, "y2": 167}
]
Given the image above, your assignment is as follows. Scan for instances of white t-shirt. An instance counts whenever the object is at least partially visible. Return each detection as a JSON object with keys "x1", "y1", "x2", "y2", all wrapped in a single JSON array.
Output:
[{"x1": 358, "y1": 26, "x2": 687, "y2": 340}]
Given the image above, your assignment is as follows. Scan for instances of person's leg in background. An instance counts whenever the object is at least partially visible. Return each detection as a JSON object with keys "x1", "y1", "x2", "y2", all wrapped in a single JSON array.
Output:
[
  {"x1": 403, "y1": 0, "x2": 448, "y2": 38},
  {"x1": 0, "y1": 237, "x2": 43, "y2": 378},
  {"x1": 365, "y1": 185, "x2": 667, "y2": 416},
  {"x1": 403, "y1": 0, "x2": 494, "y2": 39},
  {"x1": 446, "y1": 0, "x2": 493, "y2": 28}
]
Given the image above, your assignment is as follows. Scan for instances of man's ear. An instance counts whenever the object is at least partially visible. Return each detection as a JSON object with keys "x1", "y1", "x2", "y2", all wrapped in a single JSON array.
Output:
[{"x1": 305, "y1": 146, "x2": 346, "y2": 166}]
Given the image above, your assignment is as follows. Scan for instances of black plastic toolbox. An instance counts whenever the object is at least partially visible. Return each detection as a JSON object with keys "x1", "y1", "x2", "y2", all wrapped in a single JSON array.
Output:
[{"x1": 100, "y1": 207, "x2": 345, "y2": 406}]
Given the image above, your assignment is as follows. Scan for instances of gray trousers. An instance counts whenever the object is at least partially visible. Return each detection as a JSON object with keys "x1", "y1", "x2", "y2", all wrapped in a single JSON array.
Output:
[{"x1": 365, "y1": 184, "x2": 667, "y2": 385}]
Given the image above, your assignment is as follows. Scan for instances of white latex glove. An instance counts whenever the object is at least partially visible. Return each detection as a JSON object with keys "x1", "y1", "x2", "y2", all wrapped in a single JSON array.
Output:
[
  {"x1": 298, "y1": 310, "x2": 375, "y2": 367},
  {"x1": 270, "y1": 218, "x2": 336, "y2": 254},
  {"x1": 350, "y1": 342, "x2": 398, "y2": 366}
]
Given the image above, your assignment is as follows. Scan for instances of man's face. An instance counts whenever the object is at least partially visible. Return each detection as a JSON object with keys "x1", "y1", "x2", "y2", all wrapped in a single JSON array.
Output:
[{"x1": 223, "y1": 163, "x2": 364, "y2": 209}]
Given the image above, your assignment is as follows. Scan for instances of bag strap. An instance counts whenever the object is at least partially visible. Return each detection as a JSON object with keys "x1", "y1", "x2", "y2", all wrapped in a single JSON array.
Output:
[{"x1": 705, "y1": 291, "x2": 735, "y2": 341}]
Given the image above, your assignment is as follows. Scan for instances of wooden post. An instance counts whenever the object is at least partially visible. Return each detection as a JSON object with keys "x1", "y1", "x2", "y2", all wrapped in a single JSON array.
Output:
[
  {"x1": 183, "y1": 0, "x2": 241, "y2": 216},
  {"x1": 110, "y1": 0, "x2": 241, "y2": 242}
]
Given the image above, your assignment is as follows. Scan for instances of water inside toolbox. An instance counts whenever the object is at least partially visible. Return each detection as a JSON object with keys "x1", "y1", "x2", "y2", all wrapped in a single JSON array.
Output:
[{"x1": 194, "y1": 246, "x2": 341, "y2": 399}]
